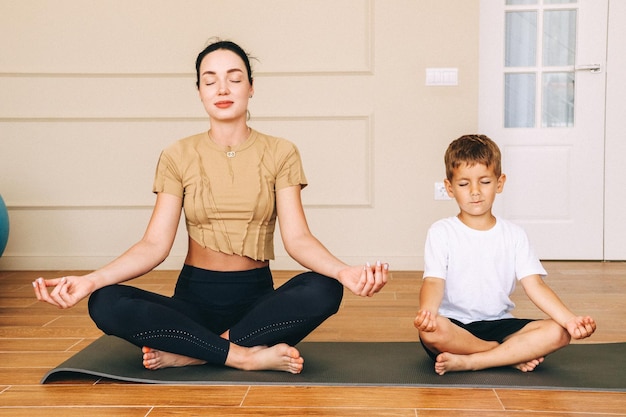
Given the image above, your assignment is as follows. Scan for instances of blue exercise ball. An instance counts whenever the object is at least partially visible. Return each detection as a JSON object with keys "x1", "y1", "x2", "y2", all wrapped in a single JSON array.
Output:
[{"x1": 0, "y1": 194, "x2": 9, "y2": 257}]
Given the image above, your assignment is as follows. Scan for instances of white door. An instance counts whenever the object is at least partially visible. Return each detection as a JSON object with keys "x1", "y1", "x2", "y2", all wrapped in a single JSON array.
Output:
[{"x1": 479, "y1": 0, "x2": 608, "y2": 259}]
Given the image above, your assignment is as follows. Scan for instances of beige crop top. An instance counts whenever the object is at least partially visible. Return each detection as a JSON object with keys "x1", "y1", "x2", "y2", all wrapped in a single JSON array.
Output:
[{"x1": 152, "y1": 129, "x2": 308, "y2": 261}]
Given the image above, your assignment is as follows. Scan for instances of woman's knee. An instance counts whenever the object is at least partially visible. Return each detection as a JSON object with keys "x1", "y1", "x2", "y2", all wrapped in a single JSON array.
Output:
[
  {"x1": 302, "y1": 272, "x2": 343, "y2": 313},
  {"x1": 87, "y1": 285, "x2": 129, "y2": 333},
  {"x1": 88, "y1": 286, "x2": 112, "y2": 318}
]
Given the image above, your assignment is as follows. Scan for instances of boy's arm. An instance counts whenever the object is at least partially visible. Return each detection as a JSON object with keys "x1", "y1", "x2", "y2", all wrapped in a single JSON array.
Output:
[
  {"x1": 520, "y1": 274, "x2": 596, "y2": 339},
  {"x1": 415, "y1": 277, "x2": 445, "y2": 332}
]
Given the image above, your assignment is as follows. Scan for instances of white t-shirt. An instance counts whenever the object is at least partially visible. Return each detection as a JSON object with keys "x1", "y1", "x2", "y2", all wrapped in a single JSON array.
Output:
[{"x1": 423, "y1": 216, "x2": 546, "y2": 324}]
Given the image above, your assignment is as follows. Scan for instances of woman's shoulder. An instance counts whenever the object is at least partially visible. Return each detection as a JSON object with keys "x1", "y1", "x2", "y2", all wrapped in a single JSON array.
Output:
[
  {"x1": 158, "y1": 132, "x2": 208, "y2": 161},
  {"x1": 253, "y1": 129, "x2": 296, "y2": 148},
  {"x1": 166, "y1": 132, "x2": 206, "y2": 150},
  {"x1": 251, "y1": 129, "x2": 301, "y2": 158}
]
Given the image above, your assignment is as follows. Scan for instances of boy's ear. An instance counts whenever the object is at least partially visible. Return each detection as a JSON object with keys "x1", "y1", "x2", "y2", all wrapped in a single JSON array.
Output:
[
  {"x1": 497, "y1": 174, "x2": 507, "y2": 193},
  {"x1": 444, "y1": 179, "x2": 454, "y2": 197}
]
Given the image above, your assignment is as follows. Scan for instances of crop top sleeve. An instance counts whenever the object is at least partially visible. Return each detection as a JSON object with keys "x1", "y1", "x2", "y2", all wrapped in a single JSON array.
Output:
[{"x1": 152, "y1": 129, "x2": 307, "y2": 261}]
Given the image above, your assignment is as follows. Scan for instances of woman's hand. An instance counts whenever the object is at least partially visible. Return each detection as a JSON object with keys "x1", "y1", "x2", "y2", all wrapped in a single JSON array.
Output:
[
  {"x1": 337, "y1": 260, "x2": 389, "y2": 297},
  {"x1": 32, "y1": 193, "x2": 182, "y2": 310},
  {"x1": 33, "y1": 275, "x2": 96, "y2": 309}
]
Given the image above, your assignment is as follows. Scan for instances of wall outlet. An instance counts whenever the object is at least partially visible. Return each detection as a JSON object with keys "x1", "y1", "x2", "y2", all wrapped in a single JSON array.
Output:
[{"x1": 434, "y1": 182, "x2": 452, "y2": 200}]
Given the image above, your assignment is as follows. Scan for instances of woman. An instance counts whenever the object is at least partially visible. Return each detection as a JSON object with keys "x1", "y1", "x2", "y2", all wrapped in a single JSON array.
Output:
[{"x1": 33, "y1": 40, "x2": 389, "y2": 374}]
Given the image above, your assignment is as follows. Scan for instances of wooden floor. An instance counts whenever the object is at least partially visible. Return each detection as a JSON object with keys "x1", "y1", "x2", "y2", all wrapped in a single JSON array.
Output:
[{"x1": 0, "y1": 261, "x2": 624, "y2": 416}]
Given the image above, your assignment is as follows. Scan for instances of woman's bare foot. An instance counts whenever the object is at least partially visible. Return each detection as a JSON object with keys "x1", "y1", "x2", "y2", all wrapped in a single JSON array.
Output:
[
  {"x1": 142, "y1": 343, "x2": 304, "y2": 374},
  {"x1": 227, "y1": 343, "x2": 304, "y2": 374},
  {"x1": 514, "y1": 356, "x2": 544, "y2": 372},
  {"x1": 142, "y1": 347, "x2": 207, "y2": 370}
]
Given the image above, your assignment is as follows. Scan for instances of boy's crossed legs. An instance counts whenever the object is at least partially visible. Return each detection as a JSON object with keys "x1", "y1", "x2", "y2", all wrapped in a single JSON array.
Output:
[{"x1": 415, "y1": 313, "x2": 571, "y2": 375}]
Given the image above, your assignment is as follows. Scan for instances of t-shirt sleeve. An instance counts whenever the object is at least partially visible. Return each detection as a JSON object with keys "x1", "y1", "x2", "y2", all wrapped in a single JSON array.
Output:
[
  {"x1": 423, "y1": 223, "x2": 448, "y2": 280},
  {"x1": 152, "y1": 148, "x2": 184, "y2": 198},
  {"x1": 514, "y1": 226, "x2": 547, "y2": 280},
  {"x1": 275, "y1": 141, "x2": 308, "y2": 190}
]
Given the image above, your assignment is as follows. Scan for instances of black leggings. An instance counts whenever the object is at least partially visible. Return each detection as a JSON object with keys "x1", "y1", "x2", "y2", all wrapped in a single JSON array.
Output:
[{"x1": 88, "y1": 265, "x2": 343, "y2": 365}]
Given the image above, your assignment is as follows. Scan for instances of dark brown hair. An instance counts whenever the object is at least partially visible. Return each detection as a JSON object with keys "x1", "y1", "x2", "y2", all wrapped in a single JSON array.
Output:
[
  {"x1": 444, "y1": 134, "x2": 502, "y2": 180},
  {"x1": 195, "y1": 39, "x2": 254, "y2": 88}
]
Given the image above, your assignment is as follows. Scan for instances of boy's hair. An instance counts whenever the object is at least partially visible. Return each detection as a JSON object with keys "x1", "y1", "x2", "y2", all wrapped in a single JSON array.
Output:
[{"x1": 444, "y1": 134, "x2": 502, "y2": 180}]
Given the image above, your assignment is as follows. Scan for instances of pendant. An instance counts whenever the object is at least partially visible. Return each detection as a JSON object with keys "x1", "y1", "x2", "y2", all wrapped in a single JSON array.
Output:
[{"x1": 226, "y1": 151, "x2": 236, "y2": 158}]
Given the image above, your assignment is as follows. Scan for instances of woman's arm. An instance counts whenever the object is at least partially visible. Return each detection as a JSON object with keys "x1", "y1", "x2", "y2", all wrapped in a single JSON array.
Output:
[
  {"x1": 33, "y1": 192, "x2": 183, "y2": 308},
  {"x1": 275, "y1": 185, "x2": 388, "y2": 296}
]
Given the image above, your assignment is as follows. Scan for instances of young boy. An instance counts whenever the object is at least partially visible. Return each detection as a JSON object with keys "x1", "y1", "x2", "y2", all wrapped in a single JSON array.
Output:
[{"x1": 414, "y1": 134, "x2": 596, "y2": 375}]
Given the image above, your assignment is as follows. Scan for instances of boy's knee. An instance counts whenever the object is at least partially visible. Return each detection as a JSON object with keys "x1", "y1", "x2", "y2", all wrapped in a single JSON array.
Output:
[
  {"x1": 555, "y1": 322, "x2": 571, "y2": 347},
  {"x1": 417, "y1": 317, "x2": 453, "y2": 346},
  {"x1": 544, "y1": 320, "x2": 571, "y2": 349},
  {"x1": 417, "y1": 330, "x2": 437, "y2": 345}
]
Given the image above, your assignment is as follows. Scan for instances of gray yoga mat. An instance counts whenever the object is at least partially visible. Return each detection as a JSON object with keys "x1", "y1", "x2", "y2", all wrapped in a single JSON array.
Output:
[{"x1": 41, "y1": 336, "x2": 625, "y2": 391}]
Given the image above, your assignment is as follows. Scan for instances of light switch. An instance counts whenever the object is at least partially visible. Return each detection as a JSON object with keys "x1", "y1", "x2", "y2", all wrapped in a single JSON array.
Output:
[{"x1": 425, "y1": 68, "x2": 458, "y2": 86}]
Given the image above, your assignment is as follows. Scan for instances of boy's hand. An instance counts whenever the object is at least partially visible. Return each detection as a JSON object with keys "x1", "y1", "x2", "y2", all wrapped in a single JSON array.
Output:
[
  {"x1": 565, "y1": 315, "x2": 596, "y2": 339},
  {"x1": 414, "y1": 309, "x2": 438, "y2": 333}
]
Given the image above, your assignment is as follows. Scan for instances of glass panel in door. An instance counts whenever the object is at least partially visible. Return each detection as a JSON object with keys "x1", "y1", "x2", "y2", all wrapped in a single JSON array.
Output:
[{"x1": 503, "y1": 1, "x2": 577, "y2": 129}]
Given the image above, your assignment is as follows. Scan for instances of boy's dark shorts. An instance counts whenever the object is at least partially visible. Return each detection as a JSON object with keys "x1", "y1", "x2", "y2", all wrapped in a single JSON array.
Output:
[{"x1": 420, "y1": 317, "x2": 535, "y2": 361}]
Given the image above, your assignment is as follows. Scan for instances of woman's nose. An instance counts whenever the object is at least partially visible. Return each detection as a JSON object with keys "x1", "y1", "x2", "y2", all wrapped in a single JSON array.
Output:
[{"x1": 217, "y1": 81, "x2": 229, "y2": 95}]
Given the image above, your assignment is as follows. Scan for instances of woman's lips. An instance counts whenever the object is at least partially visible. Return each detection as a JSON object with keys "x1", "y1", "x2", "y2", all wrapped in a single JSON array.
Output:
[{"x1": 214, "y1": 101, "x2": 234, "y2": 109}]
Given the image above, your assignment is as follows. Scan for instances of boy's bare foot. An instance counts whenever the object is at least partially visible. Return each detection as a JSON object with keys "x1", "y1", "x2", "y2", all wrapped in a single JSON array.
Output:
[
  {"x1": 228, "y1": 343, "x2": 304, "y2": 374},
  {"x1": 434, "y1": 352, "x2": 468, "y2": 375},
  {"x1": 434, "y1": 352, "x2": 546, "y2": 375},
  {"x1": 142, "y1": 347, "x2": 207, "y2": 370},
  {"x1": 514, "y1": 356, "x2": 544, "y2": 372}
]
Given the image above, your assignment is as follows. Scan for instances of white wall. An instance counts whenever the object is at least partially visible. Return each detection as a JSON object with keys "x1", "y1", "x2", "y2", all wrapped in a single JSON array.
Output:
[
  {"x1": 604, "y1": 0, "x2": 626, "y2": 260},
  {"x1": 0, "y1": 0, "x2": 490, "y2": 271}
]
